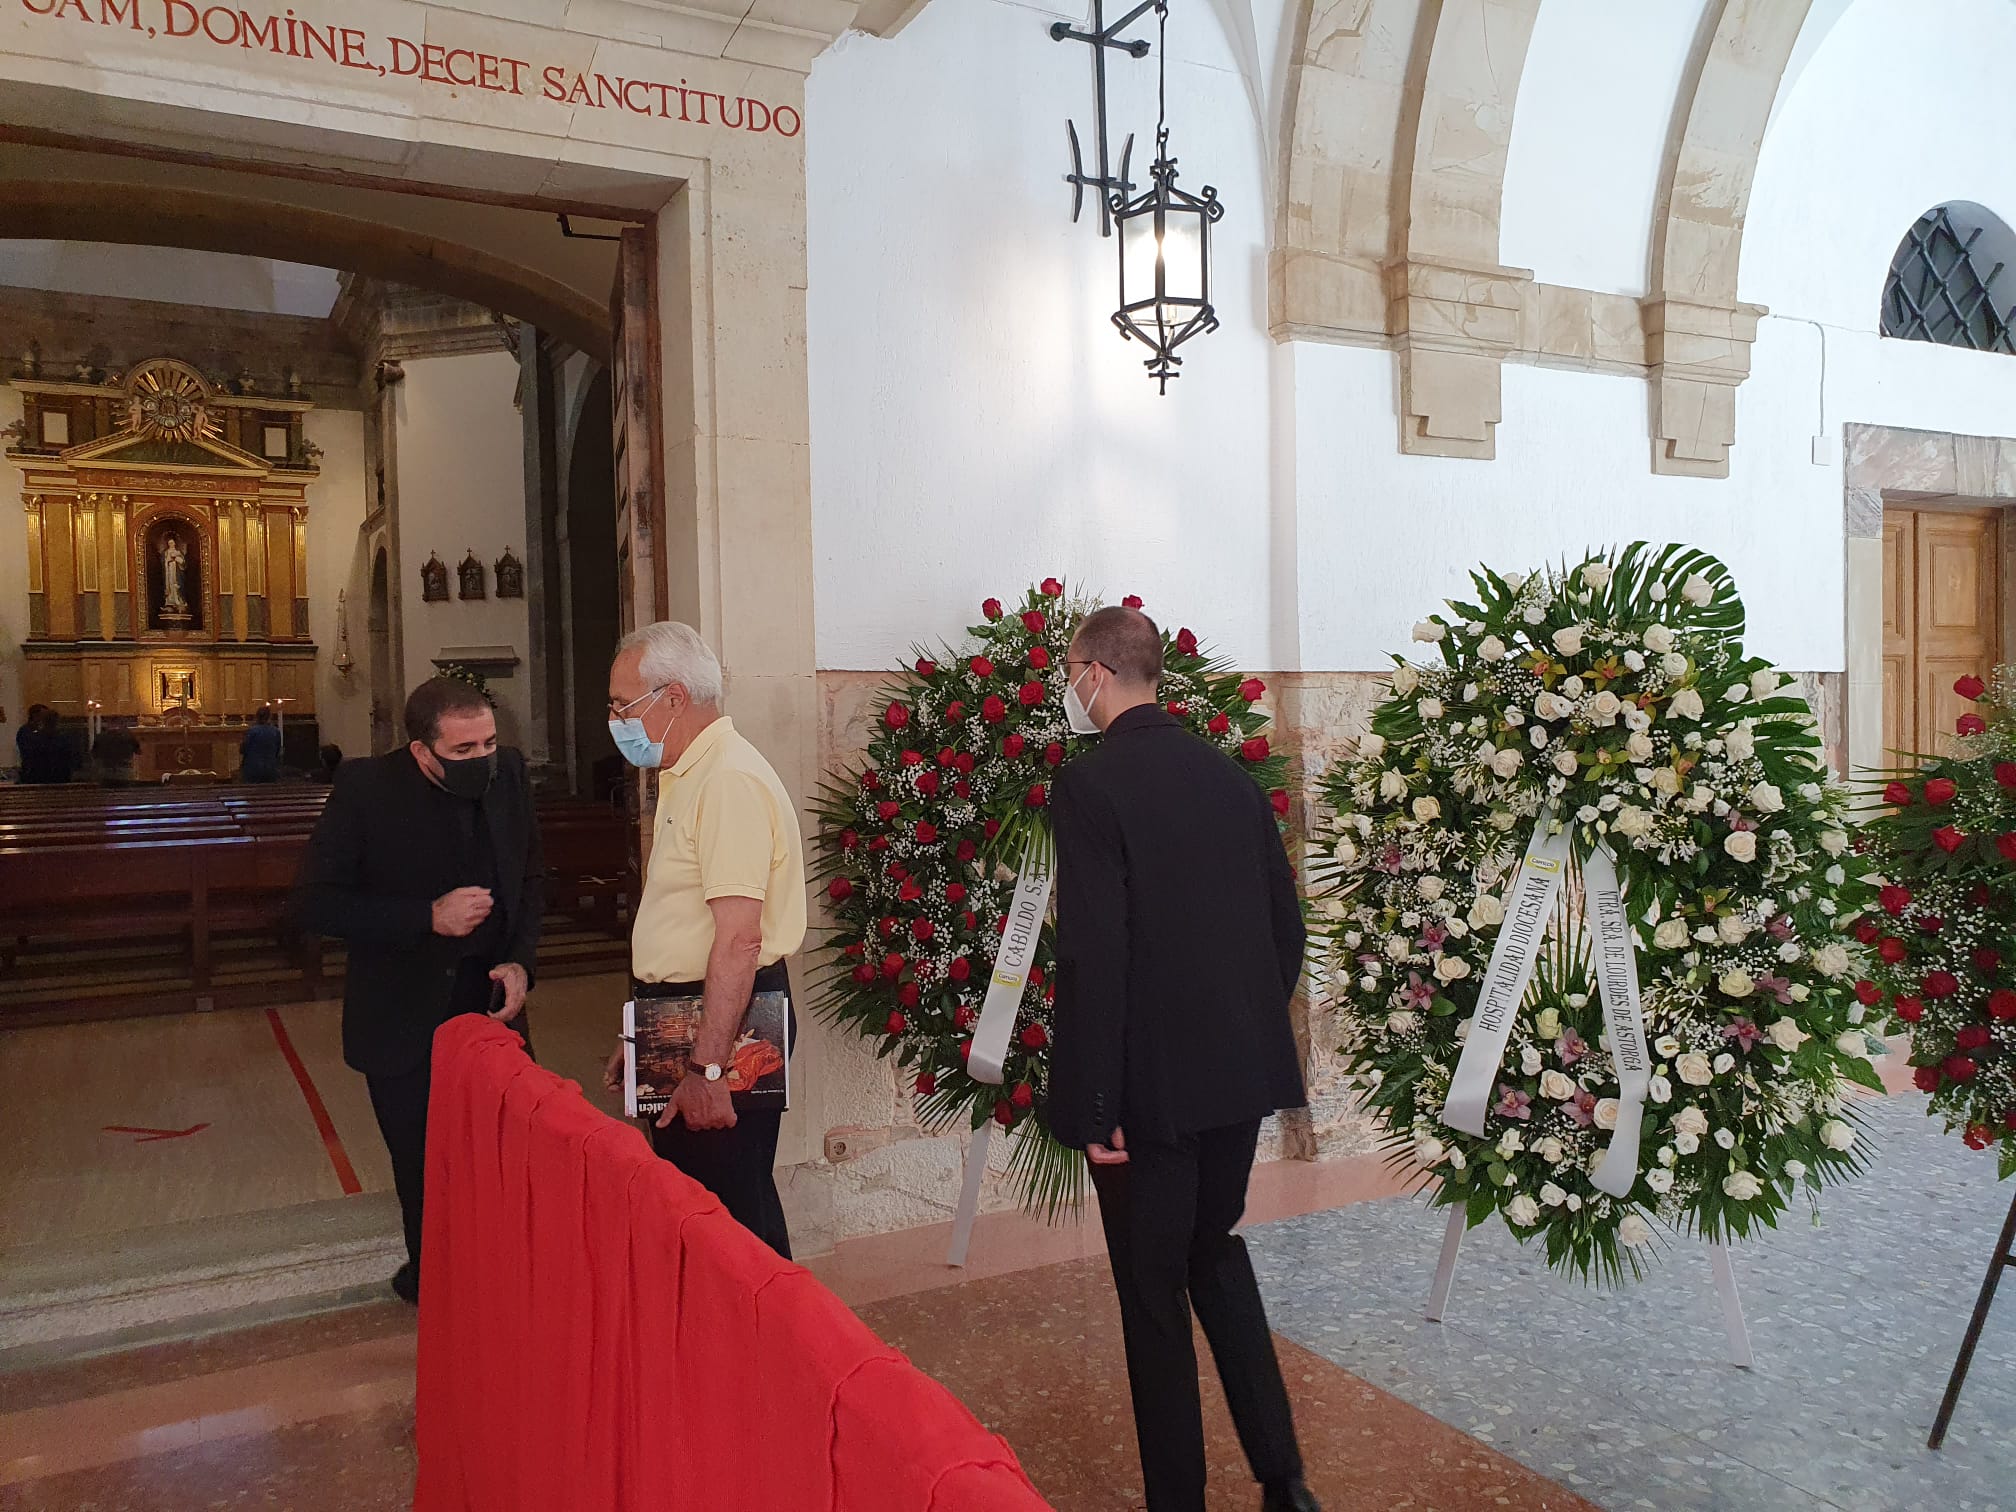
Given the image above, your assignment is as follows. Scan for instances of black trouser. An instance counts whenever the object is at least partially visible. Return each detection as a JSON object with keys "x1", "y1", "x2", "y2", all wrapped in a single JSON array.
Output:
[
  {"x1": 1089, "y1": 1119, "x2": 1302, "y2": 1512},
  {"x1": 641, "y1": 963, "x2": 795, "y2": 1260}
]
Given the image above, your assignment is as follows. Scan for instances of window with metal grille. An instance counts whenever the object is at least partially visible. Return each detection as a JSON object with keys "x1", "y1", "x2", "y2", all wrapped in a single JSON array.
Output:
[{"x1": 1882, "y1": 203, "x2": 2016, "y2": 354}]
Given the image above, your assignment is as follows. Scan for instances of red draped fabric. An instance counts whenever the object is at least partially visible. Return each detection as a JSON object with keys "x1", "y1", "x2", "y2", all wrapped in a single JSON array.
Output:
[{"x1": 414, "y1": 1016, "x2": 1053, "y2": 1512}]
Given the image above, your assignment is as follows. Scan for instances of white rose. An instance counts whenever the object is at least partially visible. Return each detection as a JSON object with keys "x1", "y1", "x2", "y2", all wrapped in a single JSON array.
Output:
[
  {"x1": 1673, "y1": 1106, "x2": 1708, "y2": 1138},
  {"x1": 1783, "y1": 1160, "x2": 1807, "y2": 1180},
  {"x1": 1714, "y1": 1127, "x2": 1737, "y2": 1150},
  {"x1": 1643, "y1": 624, "x2": 1676, "y2": 654},
  {"x1": 1497, "y1": 1130, "x2": 1524, "y2": 1159},
  {"x1": 1724, "y1": 831, "x2": 1758, "y2": 863},
  {"x1": 1503, "y1": 572, "x2": 1528, "y2": 592},
  {"x1": 1417, "y1": 875, "x2": 1445, "y2": 901},
  {"x1": 1506, "y1": 1195, "x2": 1541, "y2": 1227},
  {"x1": 1658, "y1": 1145, "x2": 1677, "y2": 1167},
  {"x1": 1540, "y1": 1181, "x2": 1568, "y2": 1207},
  {"x1": 1749, "y1": 782, "x2": 1784, "y2": 813},
  {"x1": 1654, "y1": 1033, "x2": 1682, "y2": 1058},
  {"x1": 1652, "y1": 919, "x2": 1690, "y2": 951},
  {"x1": 1412, "y1": 620, "x2": 1446, "y2": 643},
  {"x1": 1625, "y1": 732, "x2": 1655, "y2": 762},
  {"x1": 1581, "y1": 562, "x2": 1614, "y2": 591},
  {"x1": 1448, "y1": 1148, "x2": 1467, "y2": 1170},
  {"x1": 1766, "y1": 1018, "x2": 1807, "y2": 1052},
  {"x1": 1724, "y1": 683, "x2": 1749, "y2": 704},
  {"x1": 1414, "y1": 1136, "x2": 1446, "y2": 1167},
  {"x1": 1615, "y1": 806, "x2": 1655, "y2": 840},
  {"x1": 1811, "y1": 943, "x2": 1850, "y2": 978},
  {"x1": 1412, "y1": 796, "x2": 1442, "y2": 823},
  {"x1": 1391, "y1": 666, "x2": 1420, "y2": 696},
  {"x1": 1332, "y1": 834, "x2": 1359, "y2": 865},
  {"x1": 1713, "y1": 1052, "x2": 1735, "y2": 1074},
  {"x1": 1618, "y1": 1214, "x2": 1653, "y2": 1246},
  {"x1": 1836, "y1": 1031, "x2": 1869, "y2": 1059},
  {"x1": 1676, "y1": 1052, "x2": 1714, "y2": 1086},
  {"x1": 1750, "y1": 670, "x2": 1780, "y2": 700},
  {"x1": 1661, "y1": 652, "x2": 1689, "y2": 679},
  {"x1": 1819, "y1": 830, "x2": 1848, "y2": 856},
  {"x1": 1674, "y1": 1131, "x2": 1701, "y2": 1155},
  {"x1": 1521, "y1": 1045, "x2": 1543, "y2": 1075},
  {"x1": 1491, "y1": 747, "x2": 1524, "y2": 778},
  {"x1": 1590, "y1": 690, "x2": 1623, "y2": 723},
  {"x1": 1479, "y1": 635, "x2": 1507, "y2": 662},
  {"x1": 1490, "y1": 810, "x2": 1518, "y2": 831},
  {"x1": 1821, "y1": 1120, "x2": 1856, "y2": 1151},
  {"x1": 1552, "y1": 750, "x2": 1580, "y2": 776},
  {"x1": 1523, "y1": 606, "x2": 1545, "y2": 625},
  {"x1": 1718, "y1": 969, "x2": 1755, "y2": 999},
  {"x1": 1418, "y1": 697, "x2": 1445, "y2": 720},
  {"x1": 1645, "y1": 1168, "x2": 1674, "y2": 1194},
  {"x1": 1535, "y1": 1137, "x2": 1566, "y2": 1165},
  {"x1": 1435, "y1": 955, "x2": 1471, "y2": 983},
  {"x1": 1682, "y1": 573, "x2": 1713, "y2": 606},
  {"x1": 1722, "y1": 1170, "x2": 1764, "y2": 1201},
  {"x1": 1386, "y1": 1011, "x2": 1420, "y2": 1034},
  {"x1": 1669, "y1": 688, "x2": 1705, "y2": 720},
  {"x1": 1358, "y1": 733, "x2": 1387, "y2": 760},
  {"x1": 1648, "y1": 1074, "x2": 1673, "y2": 1104},
  {"x1": 1725, "y1": 724, "x2": 1755, "y2": 761},
  {"x1": 1534, "y1": 1007, "x2": 1561, "y2": 1039},
  {"x1": 1379, "y1": 770, "x2": 1408, "y2": 801},
  {"x1": 1468, "y1": 893, "x2": 1506, "y2": 928},
  {"x1": 1533, "y1": 691, "x2": 1568, "y2": 721},
  {"x1": 1594, "y1": 1098, "x2": 1621, "y2": 1131},
  {"x1": 1385, "y1": 936, "x2": 1411, "y2": 961},
  {"x1": 1530, "y1": 725, "x2": 1550, "y2": 750},
  {"x1": 1446, "y1": 918, "x2": 1469, "y2": 939},
  {"x1": 1624, "y1": 650, "x2": 1646, "y2": 672},
  {"x1": 1540, "y1": 1070, "x2": 1577, "y2": 1100},
  {"x1": 1717, "y1": 915, "x2": 1752, "y2": 945},
  {"x1": 1553, "y1": 625, "x2": 1585, "y2": 657},
  {"x1": 1652, "y1": 767, "x2": 1683, "y2": 797}
]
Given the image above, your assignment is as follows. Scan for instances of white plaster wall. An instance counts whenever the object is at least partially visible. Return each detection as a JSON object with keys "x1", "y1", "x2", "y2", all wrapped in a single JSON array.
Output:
[
  {"x1": 392, "y1": 352, "x2": 533, "y2": 747},
  {"x1": 1, "y1": 385, "x2": 27, "y2": 766},
  {"x1": 1500, "y1": 0, "x2": 1712, "y2": 296},
  {"x1": 302, "y1": 408, "x2": 370, "y2": 759},
  {"x1": 807, "y1": 0, "x2": 1281, "y2": 672},
  {"x1": 0, "y1": 243, "x2": 341, "y2": 317}
]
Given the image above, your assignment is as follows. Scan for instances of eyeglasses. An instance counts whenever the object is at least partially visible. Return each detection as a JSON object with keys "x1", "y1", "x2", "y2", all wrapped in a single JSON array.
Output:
[
  {"x1": 607, "y1": 684, "x2": 669, "y2": 718},
  {"x1": 1064, "y1": 658, "x2": 1109, "y2": 674}
]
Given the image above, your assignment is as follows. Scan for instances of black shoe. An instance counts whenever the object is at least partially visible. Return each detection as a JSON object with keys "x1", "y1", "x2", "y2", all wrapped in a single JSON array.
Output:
[
  {"x1": 390, "y1": 1262, "x2": 420, "y2": 1305},
  {"x1": 1261, "y1": 1482, "x2": 1321, "y2": 1512}
]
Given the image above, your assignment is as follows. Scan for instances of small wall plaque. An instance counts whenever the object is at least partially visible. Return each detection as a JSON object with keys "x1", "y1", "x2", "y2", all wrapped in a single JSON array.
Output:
[
  {"x1": 457, "y1": 549, "x2": 486, "y2": 601},
  {"x1": 495, "y1": 546, "x2": 524, "y2": 599},
  {"x1": 420, "y1": 551, "x2": 450, "y2": 603}
]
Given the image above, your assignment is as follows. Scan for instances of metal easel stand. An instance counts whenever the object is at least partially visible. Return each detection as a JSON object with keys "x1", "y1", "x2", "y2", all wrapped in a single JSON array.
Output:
[
  {"x1": 1929, "y1": 1185, "x2": 2016, "y2": 1450},
  {"x1": 1423, "y1": 1207, "x2": 1755, "y2": 1369}
]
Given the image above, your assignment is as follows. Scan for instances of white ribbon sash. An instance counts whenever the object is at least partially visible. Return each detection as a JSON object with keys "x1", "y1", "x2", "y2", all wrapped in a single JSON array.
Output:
[
  {"x1": 1584, "y1": 844, "x2": 1651, "y2": 1198},
  {"x1": 966, "y1": 831, "x2": 1053, "y2": 1086},
  {"x1": 1443, "y1": 815, "x2": 1570, "y2": 1136}
]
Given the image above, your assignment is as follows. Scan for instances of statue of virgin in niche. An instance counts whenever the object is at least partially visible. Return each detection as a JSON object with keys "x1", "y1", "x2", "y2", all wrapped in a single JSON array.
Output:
[{"x1": 160, "y1": 534, "x2": 190, "y2": 616}]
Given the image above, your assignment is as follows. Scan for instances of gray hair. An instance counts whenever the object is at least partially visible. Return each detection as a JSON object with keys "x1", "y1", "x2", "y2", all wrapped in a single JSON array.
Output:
[{"x1": 614, "y1": 621, "x2": 725, "y2": 706}]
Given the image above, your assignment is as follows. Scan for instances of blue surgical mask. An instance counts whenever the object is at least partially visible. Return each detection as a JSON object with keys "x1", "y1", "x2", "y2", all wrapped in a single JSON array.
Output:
[{"x1": 608, "y1": 685, "x2": 669, "y2": 769}]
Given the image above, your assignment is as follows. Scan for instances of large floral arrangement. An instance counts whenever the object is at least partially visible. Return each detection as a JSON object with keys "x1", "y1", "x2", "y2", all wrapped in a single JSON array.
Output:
[
  {"x1": 1861, "y1": 668, "x2": 2016, "y2": 1177},
  {"x1": 811, "y1": 579, "x2": 1290, "y2": 1209},
  {"x1": 1311, "y1": 544, "x2": 1879, "y2": 1280}
]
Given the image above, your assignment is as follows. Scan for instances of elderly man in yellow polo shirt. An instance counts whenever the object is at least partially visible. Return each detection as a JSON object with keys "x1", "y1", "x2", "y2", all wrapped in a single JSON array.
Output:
[{"x1": 599, "y1": 620, "x2": 806, "y2": 1257}]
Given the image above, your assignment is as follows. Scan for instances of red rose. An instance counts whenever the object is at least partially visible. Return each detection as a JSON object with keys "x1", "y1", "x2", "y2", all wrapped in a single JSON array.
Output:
[
  {"x1": 1020, "y1": 1023, "x2": 1049, "y2": 1050},
  {"x1": 1956, "y1": 674, "x2": 1987, "y2": 700},
  {"x1": 1914, "y1": 1064, "x2": 1943, "y2": 1092},
  {"x1": 916, "y1": 770, "x2": 941, "y2": 797},
  {"x1": 1022, "y1": 611, "x2": 1047, "y2": 636},
  {"x1": 1926, "y1": 777, "x2": 1959, "y2": 805},
  {"x1": 1895, "y1": 996, "x2": 1925, "y2": 1023},
  {"x1": 993, "y1": 1100, "x2": 1015, "y2": 1127},
  {"x1": 1040, "y1": 577, "x2": 1064, "y2": 597},
  {"x1": 983, "y1": 818, "x2": 1002, "y2": 839},
  {"x1": 945, "y1": 882, "x2": 967, "y2": 904},
  {"x1": 1003, "y1": 733, "x2": 1026, "y2": 759},
  {"x1": 1855, "y1": 979, "x2": 1883, "y2": 1005},
  {"x1": 1965, "y1": 1124, "x2": 1993, "y2": 1151},
  {"x1": 1878, "y1": 937, "x2": 1906, "y2": 964},
  {"x1": 899, "y1": 749, "x2": 923, "y2": 768},
  {"x1": 1999, "y1": 833, "x2": 2016, "y2": 863},
  {"x1": 1977, "y1": 948, "x2": 2002, "y2": 974},
  {"x1": 1167, "y1": 701, "x2": 1190, "y2": 718},
  {"x1": 956, "y1": 839, "x2": 978, "y2": 862},
  {"x1": 2007, "y1": 1110, "x2": 2016, "y2": 1131},
  {"x1": 868, "y1": 835, "x2": 889, "y2": 853},
  {"x1": 862, "y1": 770, "x2": 881, "y2": 791},
  {"x1": 915, "y1": 1072, "x2": 937, "y2": 1096},
  {"x1": 1884, "y1": 780, "x2": 1913, "y2": 805},
  {"x1": 885, "y1": 1011, "x2": 908, "y2": 1035},
  {"x1": 948, "y1": 956, "x2": 972, "y2": 982},
  {"x1": 851, "y1": 963, "x2": 876, "y2": 985},
  {"x1": 878, "y1": 916, "x2": 899, "y2": 939},
  {"x1": 982, "y1": 598, "x2": 1003, "y2": 621},
  {"x1": 955, "y1": 1005, "x2": 978, "y2": 1030},
  {"x1": 916, "y1": 658, "x2": 938, "y2": 677},
  {"x1": 1926, "y1": 970, "x2": 1961, "y2": 998},
  {"x1": 828, "y1": 877, "x2": 854, "y2": 902},
  {"x1": 843, "y1": 942, "x2": 865, "y2": 959},
  {"x1": 953, "y1": 780, "x2": 972, "y2": 799},
  {"x1": 933, "y1": 747, "x2": 955, "y2": 768},
  {"x1": 1239, "y1": 678, "x2": 1267, "y2": 702},
  {"x1": 882, "y1": 952, "x2": 905, "y2": 979},
  {"x1": 1933, "y1": 826, "x2": 1966, "y2": 853},
  {"x1": 840, "y1": 828, "x2": 860, "y2": 852},
  {"x1": 1028, "y1": 965, "x2": 1045, "y2": 987},
  {"x1": 1176, "y1": 628, "x2": 1199, "y2": 656},
  {"x1": 1029, "y1": 646, "x2": 1051, "y2": 670},
  {"x1": 970, "y1": 656, "x2": 996, "y2": 678},
  {"x1": 899, "y1": 882, "x2": 923, "y2": 906},
  {"x1": 982, "y1": 696, "x2": 1008, "y2": 724},
  {"x1": 1921, "y1": 916, "x2": 1945, "y2": 934},
  {"x1": 954, "y1": 752, "x2": 976, "y2": 774},
  {"x1": 1242, "y1": 736, "x2": 1272, "y2": 762},
  {"x1": 1122, "y1": 595, "x2": 1143, "y2": 609},
  {"x1": 1044, "y1": 742, "x2": 1064, "y2": 767},
  {"x1": 1998, "y1": 765, "x2": 2016, "y2": 790},
  {"x1": 1018, "y1": 681, "x2": 1045, "y2": 707},
  {"x1": 1026, "y1": 783, "x2": 1049, "y2": 808},
  {"x1": 1271, "y1": 790, "x2": 1292, "y2": 818},
  {"x1": 1010, "y1": 1083, "x2": 1034, "y2": 1110},
  {"x1": 885, "y1": 701, "x2": 910, "y2": 730},
  {"x1": 1959, "y1": 713, "x2": 1988, "y2": 736},
  {"x1": 959, "y1": 1038, "x2": 974, "y2": 1061},
  {"x1": 1853, "y1": 920, "x2": 1881, "y2": 944},
  {"x1": 915, "y1": 820, "x2": 938, "y2": 844},
  {"x1": 1209, "y1": 714, "x2": 1232, "y2": 735},
  {"x1": 1957, "y1": 1025, "x2": 1992, "y2": 1050},
  {"x1": 876, "y1": 800, "x2": 901, "y2": 822},
  {"x1": 945, "y1": 701, "x2": 966, "y2": 724},
  {"x1": 911, "y1": 918, "x2": 935, "y2": 943},
  {"x1": 995, "y1": 914, "x2": 1009, "y2": 935},
  {"x1": 898, "y1": 981, "x2": 921, "y2": 1008},
  {"x1": 1992, "y1": 990, "x2": 2016, "y2": 1020},
  {"x1": 1946, "y1": 1055, "x2": 1980, "y2": 1082}
]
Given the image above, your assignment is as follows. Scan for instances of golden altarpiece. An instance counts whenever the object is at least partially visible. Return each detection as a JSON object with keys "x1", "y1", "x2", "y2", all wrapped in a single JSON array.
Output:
[{"x1": 7, "y1": 359, "x2": 320, "y2": 778}]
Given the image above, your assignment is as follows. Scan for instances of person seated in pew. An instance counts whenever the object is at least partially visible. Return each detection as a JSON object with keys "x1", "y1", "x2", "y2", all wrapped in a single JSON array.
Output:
[
  {"x1": 291, "y1": 677, "x2": 544, "y2": 1305},
  {"x1": 311, "y1": 743, "x2": 343, "y2": 785},
  {"x1": 240, "y1": 707, "x2": 284, "y2": 784},
  {"x1": 90, "y1": 719, "x2": 140, "y2": 786}
]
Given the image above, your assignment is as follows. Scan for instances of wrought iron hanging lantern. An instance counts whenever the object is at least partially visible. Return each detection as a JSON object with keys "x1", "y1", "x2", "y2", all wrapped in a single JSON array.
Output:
[{"x1": 1107, "y1": 2, "x2": 1223, "y2": 392}]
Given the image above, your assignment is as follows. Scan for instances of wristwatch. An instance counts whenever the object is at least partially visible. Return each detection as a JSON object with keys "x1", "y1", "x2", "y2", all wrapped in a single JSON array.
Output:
[{"x1": 691, "y1": 1061, "x2": 728, "y2": 1083}]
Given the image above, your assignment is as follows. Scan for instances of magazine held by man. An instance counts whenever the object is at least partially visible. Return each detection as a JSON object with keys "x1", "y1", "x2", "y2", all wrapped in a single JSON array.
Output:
[{"x1": 623, "y1": 991, "x2": 791, "y2": 1117}]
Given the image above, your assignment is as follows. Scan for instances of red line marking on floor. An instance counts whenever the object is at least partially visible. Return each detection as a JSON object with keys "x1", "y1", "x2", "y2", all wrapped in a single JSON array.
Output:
[
  {"x1": 266, "y1": 1007, "x2": 364, "y2": 1196},
  {"x1": 103, "y1": 1124, "x2": 210, "y2": 1142}
]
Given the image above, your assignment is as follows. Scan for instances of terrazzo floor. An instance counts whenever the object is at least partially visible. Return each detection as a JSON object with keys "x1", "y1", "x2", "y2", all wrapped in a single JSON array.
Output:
[{"x1": 1243, "y1": 1092, "x2": 2016, "y2": 1512}]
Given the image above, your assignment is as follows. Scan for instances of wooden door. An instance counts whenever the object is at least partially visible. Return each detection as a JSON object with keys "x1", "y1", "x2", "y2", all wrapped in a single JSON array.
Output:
[
  {"x1": 610, "y1": 227, "x2": 667, "y2": 869},
  {"x1": 1883, "y1": 505, "x2": 2002, "y2": 759}
]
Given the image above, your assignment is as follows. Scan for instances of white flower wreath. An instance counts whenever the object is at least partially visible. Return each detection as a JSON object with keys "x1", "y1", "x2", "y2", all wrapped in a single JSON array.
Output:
[{"x1": 1312, "y1": 545, "x2": 1880, "y2": 1280}]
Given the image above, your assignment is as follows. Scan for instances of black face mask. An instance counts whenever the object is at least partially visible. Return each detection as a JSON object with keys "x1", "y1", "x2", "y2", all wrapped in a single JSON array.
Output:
[{"x1": 431, "y1": 749, "x2": 497, "y2": 800}]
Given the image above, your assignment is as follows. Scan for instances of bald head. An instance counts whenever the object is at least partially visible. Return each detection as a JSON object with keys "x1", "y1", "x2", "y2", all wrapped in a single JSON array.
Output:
[{"x1": 1072, "y1": 605, "x2": 1164, "y2": 687}]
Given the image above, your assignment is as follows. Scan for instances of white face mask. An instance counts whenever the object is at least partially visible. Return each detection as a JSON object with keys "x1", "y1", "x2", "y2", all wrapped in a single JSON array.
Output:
[{"x1": 1063, "y1": 665, "x2": 1102, "y2": 736}]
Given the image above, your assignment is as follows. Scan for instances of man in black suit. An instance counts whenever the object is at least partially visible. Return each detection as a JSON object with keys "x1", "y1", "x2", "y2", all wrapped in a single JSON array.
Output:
[
  {"x1": 292, "y1": 677, "x2": 543, "y2": 1303},
  {"x1": 1050, "y1": 605, "x2": 1318, "y2": 1512}
]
